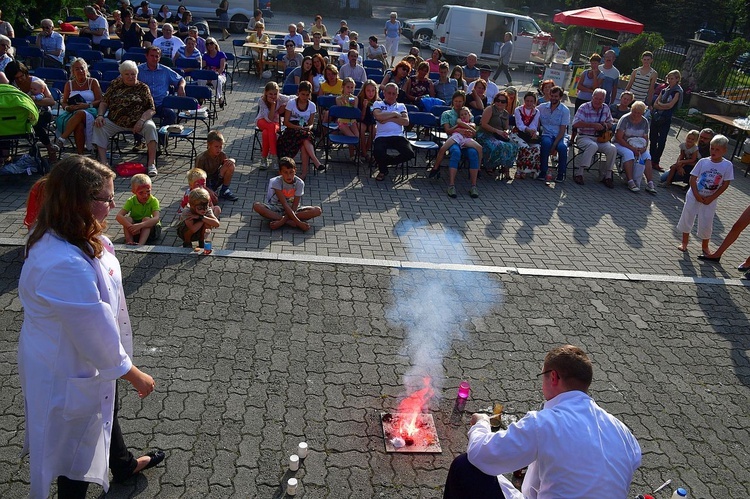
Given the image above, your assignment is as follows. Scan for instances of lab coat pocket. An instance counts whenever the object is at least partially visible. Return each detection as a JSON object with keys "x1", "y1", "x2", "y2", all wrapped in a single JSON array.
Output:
[{"x1": 63, "y1": 376, "x2": 102, "y2": 421}]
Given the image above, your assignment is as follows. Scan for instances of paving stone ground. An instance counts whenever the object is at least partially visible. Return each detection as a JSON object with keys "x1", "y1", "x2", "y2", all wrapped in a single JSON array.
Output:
[
  {"x1": 1, "y1": 12, "x2": 749, "y2": 499},
  {"x1": 0, "y1": 248, "x2": 748, "y2": 498}
]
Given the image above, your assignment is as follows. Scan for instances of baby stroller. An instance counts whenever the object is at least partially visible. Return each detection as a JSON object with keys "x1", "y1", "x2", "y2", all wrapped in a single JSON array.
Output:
[{"x1": 0, "y1": 84, "x2": 48, "y2": 176}]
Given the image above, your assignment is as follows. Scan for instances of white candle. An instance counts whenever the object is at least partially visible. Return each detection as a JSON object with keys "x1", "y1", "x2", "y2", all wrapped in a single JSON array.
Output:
[
  {"x1": 289, "y1": 454, "x2": 299, "y2": 471},
  {"x1": 287, "y1": 477, "x2": 298, "y2": 495},
  {"x1": 297, "y1": 441, "x2": 308, "y2": 459}
]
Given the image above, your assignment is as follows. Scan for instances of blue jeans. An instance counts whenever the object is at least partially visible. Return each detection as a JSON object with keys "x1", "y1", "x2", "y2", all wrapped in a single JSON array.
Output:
[
  {"x1": 448, "y1": 144, "x2": 479, "y2": 170},
  {"x1": 649, "y1": 118, "x2": 672, "y2": 165},
  {"x1": 540, "y1": 135, "x2": 568, "y2": 178}
]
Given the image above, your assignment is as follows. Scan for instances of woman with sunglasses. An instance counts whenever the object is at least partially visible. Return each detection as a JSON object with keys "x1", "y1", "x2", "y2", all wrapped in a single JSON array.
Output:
[
  {"x1": 477, "y1": 91, "x2": 519, "y2": 180},
  {"x1": 281, "y1": 40, "x2": 303, "y2": 72}
]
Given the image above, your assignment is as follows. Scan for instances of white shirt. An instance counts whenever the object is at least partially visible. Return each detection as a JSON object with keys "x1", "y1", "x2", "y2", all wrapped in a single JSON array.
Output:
[
  {"x1": 153, "y1": 35, "x2": 185, "y2": 58},
  {"x1": 339, "y1": 63, "x2": 367, "y2": 83},
  {"x1": 89, "y1": 14, "x2": 110, "y2": 44},
  {"x1": 19, "y1": 233, "x2": 133, "y2": 498},
  {"x1": 514, "y1": 105, "x2": 540, "y2": 134},
  {"x1": 287, "y1": 96, "x2": 316, "y2": 125},
  {"x1": 467, "y1": 390, "x2": 641, "y2": 499},
  {"x1": 468, "y1": 79, "x2": 499, "y2": 101},
  {"x1": 373, "y1": 100, "x2": 407, "y2": 138}
]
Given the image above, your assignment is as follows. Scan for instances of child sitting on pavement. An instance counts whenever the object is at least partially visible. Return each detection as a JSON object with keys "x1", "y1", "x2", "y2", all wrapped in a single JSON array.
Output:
[
  {"x1": 195, "y1": 130, "x2": 239, "y2": 201},
  {"x1": 115, "y1": 173, "x2": 162, "y2": 245},
  {"x1": 676, "y1": 134, "x2": 734, "y2": 253},
  {"x1": 176, "y1": 187, "x2": 220, "y2": 248},
  {"x1": 660, "y1": 129, "x2": 699, "y2": 187},
  {"x1": 430, "y1": 106, "x2": 483, "y2": 170},
  {"x1": 180, "y1": 167, "x2": 221, "y2": 217},
  {"x1": 252, "y1": 156, "x2": 322, "y2": 231}
]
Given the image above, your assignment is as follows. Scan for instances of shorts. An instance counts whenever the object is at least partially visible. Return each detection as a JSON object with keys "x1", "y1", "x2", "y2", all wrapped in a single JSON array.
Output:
[
  {"x1": 176, "y1": 220, "x2": 201, "y2": 241},
  {"x1": 207, "y1": 173, "x2": 222, "y2": 191},
  {"x1": 133, "y1": 219, "x2": 162, "y2": 243},
  {"x1": 262, "y1": 203, "x2": 286, "y2": 215}
]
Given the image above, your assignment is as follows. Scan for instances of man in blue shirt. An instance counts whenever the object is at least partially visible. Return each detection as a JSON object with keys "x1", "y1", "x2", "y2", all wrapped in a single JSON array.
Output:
[
  {"x1": 35, "y1": 19, "x2": 65, "y2": 68},
  {"x1": 537, "y1": 86, "x2": 570, "y2": 183},
  {"x1": 138, "y1": 46, "x2": 186, "y2": 126},
  {"x1": 463, "y1": 53, "x2": 480, "y2": 83},
  {"x1": 283, "y1": 24, "x2": 304, "y2": 48}
]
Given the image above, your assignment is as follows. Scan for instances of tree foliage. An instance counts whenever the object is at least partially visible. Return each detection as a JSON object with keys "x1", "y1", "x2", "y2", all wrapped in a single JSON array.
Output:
[
  {"x1": 695, "y1": 38, "x2": 750, "y2": 90},
  {"x1": 617, "y1": 32, "x2": 665, "y2": 75}
]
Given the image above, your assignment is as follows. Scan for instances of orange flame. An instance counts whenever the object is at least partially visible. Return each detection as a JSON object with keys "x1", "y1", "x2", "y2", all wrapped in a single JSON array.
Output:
[{"x1": 396, "y1": 377, "x2": 434, "y2": 436}]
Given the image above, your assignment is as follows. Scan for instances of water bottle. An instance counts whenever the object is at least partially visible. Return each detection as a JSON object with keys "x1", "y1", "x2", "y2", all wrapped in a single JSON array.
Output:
[
  {"x1": 670, "y1": 488, "x2": 687, "y2": 499},
  {"x1": 203, "y1": 229, "x2": 212, "y2": 255}
]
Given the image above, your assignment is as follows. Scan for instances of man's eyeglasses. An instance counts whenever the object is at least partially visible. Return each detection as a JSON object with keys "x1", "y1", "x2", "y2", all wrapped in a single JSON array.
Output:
[
  {"x1": 537, "y1": 369, "x2": 553, "y2": 378},
  {"x1": 92, "y1": 194, "x2": 115, "y2": 204}
]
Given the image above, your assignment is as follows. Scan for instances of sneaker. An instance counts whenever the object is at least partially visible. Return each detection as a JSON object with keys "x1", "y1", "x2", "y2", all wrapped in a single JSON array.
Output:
[
  {"x1": 554, "y1": 175, "x2": 565, "y2": 183},
  {"x1": 447, "y1": 185, "x2": 457, "y2": 198},
  {"x1": 658, "y1": 181, "x2": 669, "y2": 187},
  {"x1": 645, "y1": 182, "x2": 656, "y2": 194},
  {"x1": 259, "y1": 156, "x2": 268, "y2": 170},
  {"x1": 536, "y1": 173, "x2": 548, "y2": 181},
  {"x1": 219, "y1": 186, "x2": 238, "y2": 201},
  {"x1": 269, "y1": 155, "x2": 278, "y2": 168},
  {"x1": 628, "y1": 181, "x2": 639, "y2": 192},
  {"x1": 469, "y1": 186, "x2": 479, "y2": 198},
  {"x1": 55, "y1": 136, "x2": 65, "y2": 150},
  {"x1": 147, "y1": 164, "x2": 157, "y2": 177}
]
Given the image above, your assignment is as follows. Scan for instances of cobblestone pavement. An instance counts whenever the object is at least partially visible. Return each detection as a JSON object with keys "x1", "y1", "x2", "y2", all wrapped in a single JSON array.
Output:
[
  {"x1": 1, "y1": 13, "x2": 750, "y2": 499},
  {"x1": 0, "y1": 247, "x2": 749, "y2": 498},
  {"x1": 0, "y1": 17, "x2": 748, "y2": 278}
]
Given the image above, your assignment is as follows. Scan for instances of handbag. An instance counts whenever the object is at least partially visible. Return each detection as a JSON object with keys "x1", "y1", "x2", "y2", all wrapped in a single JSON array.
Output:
[
  {"x1": 594, "y1": 106, "x2": 612, "y2": 142},
  {"x1": 596, "y1": 129, "x2": 613, "y2": 143}
]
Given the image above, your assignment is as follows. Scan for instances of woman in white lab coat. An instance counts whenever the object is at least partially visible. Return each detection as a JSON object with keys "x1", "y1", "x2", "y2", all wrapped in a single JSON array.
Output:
[{"x1": 18, "y1": 156, "x2": 165, "y2": 498}]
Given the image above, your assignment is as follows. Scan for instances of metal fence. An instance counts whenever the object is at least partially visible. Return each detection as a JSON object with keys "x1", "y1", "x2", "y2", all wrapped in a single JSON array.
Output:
[
  {"x1": 652, "y1": 45, "x2": 687, "y2": 81},
  {"x1": 719, "y1": 55, "x2": 750, "y2": 102}
]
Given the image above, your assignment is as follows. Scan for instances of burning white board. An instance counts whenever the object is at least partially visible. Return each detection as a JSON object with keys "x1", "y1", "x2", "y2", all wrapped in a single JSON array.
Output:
[{"x1": 381, "y1": 412, "x2": 442, "y2": 453}]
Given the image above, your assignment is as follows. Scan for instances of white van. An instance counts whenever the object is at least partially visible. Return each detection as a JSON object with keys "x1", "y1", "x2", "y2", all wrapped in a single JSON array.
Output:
[
  {"x1": 431, "y1": 5, "x2": 543, "y2": 66},
  {"x1": 163, "y1": 0, "x2": 271, "y2": 33}
]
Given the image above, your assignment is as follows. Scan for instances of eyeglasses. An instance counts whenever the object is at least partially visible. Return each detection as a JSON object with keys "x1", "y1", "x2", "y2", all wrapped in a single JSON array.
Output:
[
  {"x1": 495, "y1": 99, "x2": 507, "y2": 103},
  {"x1": 92, "y1": 194, "x2": 115, "y2": 204},
  {"x1": 206, "y1": 41, "x2": 215, "y2": 45},
  {"x1": 537, "y1": 369, "x2": 553, "y2": 378},
  {"x1": 286, "y1": 44, "x2": 295, "y2": 48}
]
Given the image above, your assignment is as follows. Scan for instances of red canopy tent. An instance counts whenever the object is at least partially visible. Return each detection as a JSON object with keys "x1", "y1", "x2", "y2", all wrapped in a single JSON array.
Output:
[{"x1": 553, "y1": 6, "x2": 644, "y2": 34}]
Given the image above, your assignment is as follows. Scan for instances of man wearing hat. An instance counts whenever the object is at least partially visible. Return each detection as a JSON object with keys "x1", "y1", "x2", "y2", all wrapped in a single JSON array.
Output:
[{"x1": 468, "y1": 65, "x2": 500, "y2": 101}]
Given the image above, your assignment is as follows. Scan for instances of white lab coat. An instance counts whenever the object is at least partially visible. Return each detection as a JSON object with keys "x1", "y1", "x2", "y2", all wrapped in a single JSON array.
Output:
[{"x1": 18, "y1": 233, "x2": 133, "y2": 498}]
